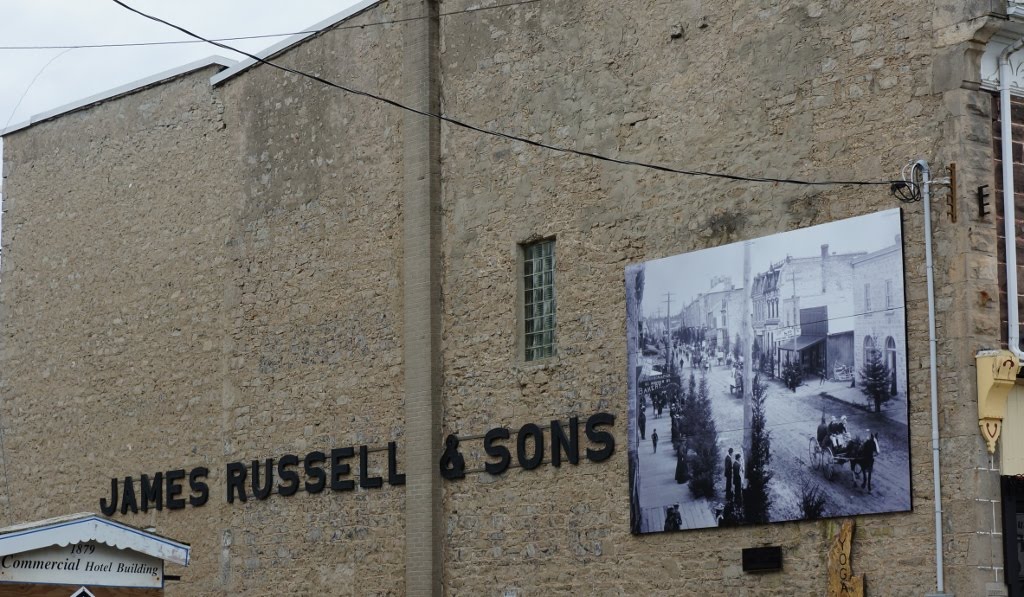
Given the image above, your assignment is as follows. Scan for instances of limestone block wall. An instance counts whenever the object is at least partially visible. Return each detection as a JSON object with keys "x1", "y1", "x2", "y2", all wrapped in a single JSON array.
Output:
[
  {"x1": 0, "y1": 2, "x2": 410, "y2": 596},
  {"x1": 211, "y1": 3, "x2": 408, "y2": 594},
  {"x1": 437, "y1": 0, "x2": 1001, "y2": 594},
  {"x1": 0, "y1": 66, "x2": 238, "y2": 595},
  {"x1": 0, "y1": 0, "x2": 1016, "y2": 594}
]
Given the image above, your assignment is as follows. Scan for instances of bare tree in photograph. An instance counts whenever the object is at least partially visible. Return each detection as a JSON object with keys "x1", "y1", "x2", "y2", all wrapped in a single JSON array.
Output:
[
  {"x1": 744, "y1": 373, "x2": 773, "y2": 524},
  {"x1": 859, "y1": 349, "x2": 892, "y2": 413}
]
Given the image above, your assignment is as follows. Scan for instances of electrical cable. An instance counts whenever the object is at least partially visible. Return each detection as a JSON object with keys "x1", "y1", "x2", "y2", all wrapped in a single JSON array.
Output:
[
  {"x1": 111, "y1": 0, "x2": 911, "y2": 189},
  {"x1": 0, "y1": 0, "x2": 543, "y2": 50},
  {"x1": 2, "y1": 48, "x2": 73, "y2": 131}
]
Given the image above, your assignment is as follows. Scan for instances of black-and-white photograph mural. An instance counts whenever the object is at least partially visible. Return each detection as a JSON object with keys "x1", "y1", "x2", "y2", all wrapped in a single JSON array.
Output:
[{"x1": 625, "y1": 209, "x2": 910, "y2": 533}]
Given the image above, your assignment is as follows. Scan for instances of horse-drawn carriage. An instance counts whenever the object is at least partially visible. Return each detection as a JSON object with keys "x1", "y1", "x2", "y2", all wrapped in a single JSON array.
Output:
[{"x1": 808, "y1": 419, "x2": 881, "y2": 491}]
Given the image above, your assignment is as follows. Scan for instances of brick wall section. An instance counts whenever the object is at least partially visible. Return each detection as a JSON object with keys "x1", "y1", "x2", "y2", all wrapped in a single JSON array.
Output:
[
  {"x1": 991, "y1": 93, "x2": 1024, "y2": 348},
  {"x1": 401, "y1": 0, "x2": 442, "y2": 595}
]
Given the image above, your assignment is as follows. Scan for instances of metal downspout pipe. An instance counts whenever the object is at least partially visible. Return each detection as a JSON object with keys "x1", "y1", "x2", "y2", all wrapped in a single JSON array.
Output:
[
  {"x1": 913, "y1": 160, "x2": 948, "y2": 597},
  {"x1": 1000, "y1": 39, "x2": 1024, "y2": 361}
]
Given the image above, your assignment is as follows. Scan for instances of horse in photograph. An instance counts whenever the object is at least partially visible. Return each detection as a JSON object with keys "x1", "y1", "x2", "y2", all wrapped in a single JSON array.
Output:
[{"x1": 847, "y1": 432, "x2": 881, "y2": 492}]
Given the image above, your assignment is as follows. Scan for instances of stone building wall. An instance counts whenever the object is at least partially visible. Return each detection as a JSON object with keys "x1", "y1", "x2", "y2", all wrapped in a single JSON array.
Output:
[
  {"x1": 0, "y1": 65, "x2": 239, "y2": 595},
  {"x1": 0, "y1": 1, "x2": 410, "y2": 595},
  {"x1": 0, "y1": 0, "x2": 1018, "y2": 595},
  {"x1": 202, "y1": 3, "x2": 410, "y2": 594},
  {"x1": 437, "y1": 0, "x2": 1004, "y2": 594},
  {"x1": 201, "y1": 3, "x2": 409, "y2": 593},
  {"x1": 851, "y1": 246, "x2": 908, "y2": 401}
]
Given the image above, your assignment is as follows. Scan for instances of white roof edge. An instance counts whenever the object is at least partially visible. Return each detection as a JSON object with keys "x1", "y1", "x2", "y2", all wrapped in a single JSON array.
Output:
[
  {"x1": 210, "y1": 0, "x2": 382, "y2": 86},
  {"x1": 0, "y1": 55, "x2": 236, "y2": 138},
  {"x1": 0, "y1": 513, "x2": 190, "y2": 566}
]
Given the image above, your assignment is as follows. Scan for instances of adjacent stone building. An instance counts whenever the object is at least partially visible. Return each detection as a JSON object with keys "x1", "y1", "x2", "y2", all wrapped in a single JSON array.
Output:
[
  {"x1": 768, "y1": 247, "x2": 862, "y2": 378},
  {"x1": 1, "y1": 0, "x2": 1024, "y2": 596},
  {"x1": 852, "y1": 239, "x2": 908, "y2": 403}
]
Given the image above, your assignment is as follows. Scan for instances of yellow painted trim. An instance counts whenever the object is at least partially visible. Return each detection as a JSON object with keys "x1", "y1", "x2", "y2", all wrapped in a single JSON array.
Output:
[{"x1": 975, "y1": 350, "x2": 1021, "y2": 453}]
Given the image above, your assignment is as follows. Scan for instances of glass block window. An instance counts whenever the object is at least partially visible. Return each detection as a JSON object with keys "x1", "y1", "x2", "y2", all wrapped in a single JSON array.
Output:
[{"x1": 523, "y1": 239, "x2": 556, "y2": 361}]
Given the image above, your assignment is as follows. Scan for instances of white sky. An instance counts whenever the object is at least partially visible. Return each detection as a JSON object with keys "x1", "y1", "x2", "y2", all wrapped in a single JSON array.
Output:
[
  {"x1": 639, "y1": 208, "x2": 903, "y2": 314},
  {"x1": 0, "y1": 0, "x2": 362, "y2": 179},
  {"x1": 0, "y1": 0, "x2": 363, "y2": 260}
]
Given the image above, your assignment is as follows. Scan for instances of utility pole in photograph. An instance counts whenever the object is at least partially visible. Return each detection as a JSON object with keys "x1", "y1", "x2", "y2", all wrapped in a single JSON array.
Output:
[
  {"x1": 743, "y1": 241, "x2": 754, "y2": 457},
  {"x1": 664, "y1": 292, "x2": 675, "y2": 374}
]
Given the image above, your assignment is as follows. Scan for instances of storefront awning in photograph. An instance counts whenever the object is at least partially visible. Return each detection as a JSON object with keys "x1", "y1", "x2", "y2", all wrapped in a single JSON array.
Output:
[
  {"x1": 777, "y1": 335, "x2": 825, "y2": 354},
  {"x1": 0, "y1": 513, "x2": 189, "y2": 595}
]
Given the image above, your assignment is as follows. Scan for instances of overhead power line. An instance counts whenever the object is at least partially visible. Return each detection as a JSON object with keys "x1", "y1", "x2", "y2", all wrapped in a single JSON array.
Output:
[
  {"x1": 0, "y1": 0, "x2": 542, "y2": 50},
  {"x1": 3, "y1": 49, "x2": 74, "y2": 131},
  {"x1": 111, "y1": 0, "x2": 906, "y2": 189}
]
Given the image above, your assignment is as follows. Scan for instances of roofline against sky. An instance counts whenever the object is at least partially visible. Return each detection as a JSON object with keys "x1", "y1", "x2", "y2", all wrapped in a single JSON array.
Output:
[
  {"x1": 0, "y1": 56, "x2": 235, "y2": 138},
  {"x1": 210, "y1": 0, "x2": 383, "y2": 87}
]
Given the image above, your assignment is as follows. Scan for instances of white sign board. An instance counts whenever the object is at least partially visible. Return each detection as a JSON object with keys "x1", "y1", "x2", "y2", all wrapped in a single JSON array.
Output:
[{"x1": 0, "y1": 541, "x2": 162, "y2": 588}]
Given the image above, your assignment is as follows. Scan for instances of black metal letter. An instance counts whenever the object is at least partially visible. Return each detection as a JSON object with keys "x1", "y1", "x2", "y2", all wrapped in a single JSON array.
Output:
[
  {"x1": 517, "y1": 423, "x2": 544, "y2": 470},
  {"x1": 585, "y1": 412, "x2": 616, "y2": 462},
  {"x1": 120, "y1": 476, "x2": 138, "y2": 515},
  {"x1": 100, "y1": 478, "x2": 118, "y2": 515},
  {"x1": 359, "y1": 445, "x2": 383, "y2": 489},
  {"x1": 387, "y1": 441, "x2": 406, "y2": 486},
  {"x1": 165, "y1": 469, "x2": 186, "y2": 510},
  {"x1": 330, "y1": 447, "x2": 354, "y2": 491},
  {"x1": 439, "y1": 435, "x2": 466, "y2": 480},
  {"x1": 483, "y1": 428, "x2": 511, "y2": 475},
  {"x1": 140, "y1": 472, "x2": 163, "y2": 512},
  {"x1": 226, "y1": 462, "x2": 248, "y2": 503},
  {"x1": 277, "y1": 455, "x2": 299, "y2": 497},
  {"x1": 550, "y1": 417, "x2": 579, "y2": 467},
  {"x1": 189, "y1": 467, "x2": 209, "y2": 507},
  {"x1": 303, "y1": 451, "x2": 326, "y2": 494},
  {"x1": 251, "y1": 458, "x2": 274, "y2": 500}
]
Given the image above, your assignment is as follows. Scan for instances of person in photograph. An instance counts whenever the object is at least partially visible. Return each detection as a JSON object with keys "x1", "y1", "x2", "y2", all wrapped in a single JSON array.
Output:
[
  {"x1": 675, "y1": 447, "x2": 688, "y2": 484},
  {"x1": 638, "y1": 407, "x2": 646, "y2": 440},
  {"x1": 733, "y1": 453, "x2": 744, "y2": 509},
  {"x1": 724, "y1": 447, "x2": 734, "y2": 502},
  {"x1": 817, "y1": 415, "x2": 828, "y2": 447},
  {"x1": 652, "y1": 428, "x2": 659, "y2": 453},
  {"x1": 828, "y1": 415, "x2": 850, "y2": 449},
  {"x1": 664, "y1": 505, "x2": 681, "y2": 531}
]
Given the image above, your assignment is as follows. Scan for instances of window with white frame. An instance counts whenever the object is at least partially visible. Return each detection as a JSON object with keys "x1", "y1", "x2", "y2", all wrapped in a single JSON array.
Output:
[{"x1": 523, "y1": 239, "x2": 556, "y2": 361}]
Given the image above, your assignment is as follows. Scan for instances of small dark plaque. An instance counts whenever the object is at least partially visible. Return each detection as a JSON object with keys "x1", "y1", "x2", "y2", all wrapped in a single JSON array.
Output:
[{"x1": 742, "y1": 546, "x2": 782, "y2": 572}]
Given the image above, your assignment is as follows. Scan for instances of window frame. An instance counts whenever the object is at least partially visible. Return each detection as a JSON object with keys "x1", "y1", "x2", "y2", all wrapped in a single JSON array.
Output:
[{"x1": 519, "y1": 237, "x2": 557, "y2": 362}]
